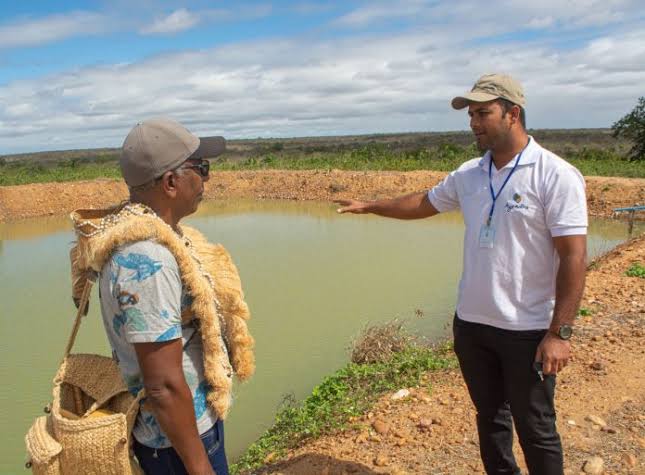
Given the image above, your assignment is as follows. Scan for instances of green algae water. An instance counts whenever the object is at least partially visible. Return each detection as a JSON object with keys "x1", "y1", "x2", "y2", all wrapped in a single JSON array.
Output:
[{"x1": 0, "y1": 200, "x2": 640, "y2": 473}]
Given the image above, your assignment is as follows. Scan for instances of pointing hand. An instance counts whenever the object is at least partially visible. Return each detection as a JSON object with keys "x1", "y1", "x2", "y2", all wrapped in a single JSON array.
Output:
[{"x1": 334, "y1": 199, "x2": 370, "y2": 214}]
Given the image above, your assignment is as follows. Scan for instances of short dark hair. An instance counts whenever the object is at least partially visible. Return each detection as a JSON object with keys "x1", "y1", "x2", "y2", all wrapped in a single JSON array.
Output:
[{"x1": 497, "y1": 98, "x2": 526, "y2": 129}]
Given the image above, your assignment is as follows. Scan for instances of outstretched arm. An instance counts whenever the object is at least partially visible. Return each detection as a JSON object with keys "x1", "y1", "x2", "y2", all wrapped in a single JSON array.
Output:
[{"x1": 335, "y1": 191, "x2": 439, "y2": 220}]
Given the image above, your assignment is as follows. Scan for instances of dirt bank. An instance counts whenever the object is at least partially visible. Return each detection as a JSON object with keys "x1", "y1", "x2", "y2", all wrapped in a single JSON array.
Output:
[
  {"x1": 0, "y1": 171, "x2": 643, "y2": 222},
  {"x1": 254, "y1": 235, "x2": 645, "y2": 475}
]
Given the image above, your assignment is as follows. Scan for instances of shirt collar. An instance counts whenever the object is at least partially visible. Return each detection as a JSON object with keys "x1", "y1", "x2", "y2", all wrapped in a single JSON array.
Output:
[{"x1": 478, "y1": 135, "x2": 539, "y2": 170}]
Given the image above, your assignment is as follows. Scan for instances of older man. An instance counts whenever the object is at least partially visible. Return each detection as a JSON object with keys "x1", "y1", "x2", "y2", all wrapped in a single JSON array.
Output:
[
  {"x1": 336, "y1": 74, "x2": 587, "y2": 474},
  {"x1": 72, "y1": 118, "x2": 255, "y2": 475}
]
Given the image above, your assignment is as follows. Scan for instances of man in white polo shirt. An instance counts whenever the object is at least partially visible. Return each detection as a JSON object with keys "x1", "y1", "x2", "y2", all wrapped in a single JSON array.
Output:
[{"x1": 335, "y1": 73, "x2": 587, "y2": 475}]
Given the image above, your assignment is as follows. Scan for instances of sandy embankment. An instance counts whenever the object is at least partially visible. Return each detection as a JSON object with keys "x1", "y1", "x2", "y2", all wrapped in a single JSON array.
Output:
[
  {"x1": 255, "y1": 235, "x2": 645, "y2": 475},
  {"x1": 0, "y1": 170, "x2": 643, "y2": 222}
]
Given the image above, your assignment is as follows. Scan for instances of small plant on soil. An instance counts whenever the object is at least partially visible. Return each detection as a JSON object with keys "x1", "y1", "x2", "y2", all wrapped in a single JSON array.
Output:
[
  {"x1": 625, "y1": 262, "x2": 645, "y2": 278},
  {"x1": 578, "y1": 307, "x2": 592, "y2": 317}
]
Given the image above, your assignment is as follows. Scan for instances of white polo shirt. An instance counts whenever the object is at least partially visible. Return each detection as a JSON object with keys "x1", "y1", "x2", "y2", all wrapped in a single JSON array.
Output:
[{"x1": 428, "y1": 137, "x2": 587, "y2": 330}]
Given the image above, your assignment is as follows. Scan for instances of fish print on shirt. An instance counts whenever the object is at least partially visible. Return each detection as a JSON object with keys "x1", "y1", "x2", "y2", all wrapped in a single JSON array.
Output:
[
  {"x1": 112, "y1": 307, "x2": 148, "y2": 336},
  {"x1": 113, "y1": 253, "x2": 163, "y2": 282},
  {"x1": 181, "y1": 293, "x2": 194, "y2": 309},
  {"x1": 155, "y1": 325, "x2": 181, "y2": 342},
  {"x1": 193, "y1": 381, "x2": 211, "y2": 419},
  {"x1": 100, "y1": 242, "x2": 218, "y2": 448},
  {"x1": 140, "y1": 411, "x2": 169, "y2": 447},
  {"x1": 124, "y1": 374, "x2": 143, "y2": 396},
  {"x1": 117, "y1": 290, "x2": 139, "y2": 307},
  {"x1": 112, "y1": 311, "x2": 127, "y2": 336}
]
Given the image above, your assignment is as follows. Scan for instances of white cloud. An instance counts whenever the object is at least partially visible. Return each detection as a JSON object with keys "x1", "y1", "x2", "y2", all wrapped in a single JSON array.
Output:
[
  {"x1": 335, "y1": 0, "x2": 641, "y2": 30},
  {"x1": 140, "y1": 8, "x2": 200, "y2": 35},
  {"x1": 526, "y1": 16, "x2": 555, "y2": 29},
  {"x1": 0, "y1": 1, "x2": 644, "y2": 153},
  {"x1": 291, "y1": 2, "x2": 337, "y2": 15},
  {"x1": 0, "y1": 11, "x2": 109, "y2": 49},
  {"x1": 335, "y1": 0, "x2": 430, "y2": 27},
  {"x1": 0, "y1": 5, "x2": 274, "y2": 49}
]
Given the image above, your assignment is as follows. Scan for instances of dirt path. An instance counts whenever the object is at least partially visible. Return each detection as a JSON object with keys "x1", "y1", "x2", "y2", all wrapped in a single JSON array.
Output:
[
  {"x1": 255, "y1": 235, "x2": 645, "y2": 475},
  {"x1": 0, "y1": 171, "x2": 643, "y2": 222}
]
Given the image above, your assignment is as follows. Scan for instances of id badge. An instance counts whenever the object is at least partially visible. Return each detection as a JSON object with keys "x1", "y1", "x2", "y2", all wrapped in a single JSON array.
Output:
[{"x1": 479, "y1": 223, "x2": 496, "y2": 248}]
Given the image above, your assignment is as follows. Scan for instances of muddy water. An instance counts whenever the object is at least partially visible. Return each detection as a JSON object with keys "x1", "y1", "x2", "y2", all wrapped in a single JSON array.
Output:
[{"x1": 0, "y1": 200, "x2": 640, "y2": 472}]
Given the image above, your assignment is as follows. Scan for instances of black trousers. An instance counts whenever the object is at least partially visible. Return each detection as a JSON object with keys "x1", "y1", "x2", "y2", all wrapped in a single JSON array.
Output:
[{"x1": 453, "y1": 315, "x2": 563, "y2": 475}]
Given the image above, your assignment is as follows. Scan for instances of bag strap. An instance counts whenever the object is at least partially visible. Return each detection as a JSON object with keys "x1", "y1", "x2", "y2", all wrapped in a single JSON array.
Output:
[
  {"x1": 63, "y1": 273, "x2": 95, "y2": 360},
  {"x1": 61, "y1": 273, "x2": 147, "y2": 413}
]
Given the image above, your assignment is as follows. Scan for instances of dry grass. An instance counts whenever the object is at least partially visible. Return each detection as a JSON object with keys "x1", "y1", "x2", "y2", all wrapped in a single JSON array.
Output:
[{"x1": 349, "y1": 319, "x2": 412, "y2": 364}]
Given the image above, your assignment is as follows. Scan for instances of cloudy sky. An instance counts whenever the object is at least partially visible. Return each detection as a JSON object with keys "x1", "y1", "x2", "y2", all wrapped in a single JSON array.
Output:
[{"x1": 1, "y1": 0, "x2": 644, "y2": 154}]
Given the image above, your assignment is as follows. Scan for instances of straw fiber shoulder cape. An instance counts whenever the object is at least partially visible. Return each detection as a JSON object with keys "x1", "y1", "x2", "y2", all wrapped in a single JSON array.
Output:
[{"x1": 70, "y1": 205, "x2": 255, "y2": 419}]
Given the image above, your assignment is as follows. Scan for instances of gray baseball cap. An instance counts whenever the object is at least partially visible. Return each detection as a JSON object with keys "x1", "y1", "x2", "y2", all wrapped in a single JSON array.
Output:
[
  {"x1": 120, "y1": 117, "x2": 226, "y2": 187},
  {"x1": 451, "y1": 73, "x2": 525, "y2": 110}
]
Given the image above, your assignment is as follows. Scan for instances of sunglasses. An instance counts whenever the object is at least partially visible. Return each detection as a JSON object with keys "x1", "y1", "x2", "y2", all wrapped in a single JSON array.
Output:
[{"x1": 179, "y1": 159, "x2": 210, "y2": 178}]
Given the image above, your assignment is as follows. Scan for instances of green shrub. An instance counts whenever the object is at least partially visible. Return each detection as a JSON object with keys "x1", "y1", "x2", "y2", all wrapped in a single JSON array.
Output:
[
  {"x1": 625, "y1": 262, "x2": 645, "y2": 278},
  {"x1": 612, "y1": 96, "x2": 645, "y2": 161},
  {"x1": 350, "y1": 320, "x2": 411, "y2": 364}
]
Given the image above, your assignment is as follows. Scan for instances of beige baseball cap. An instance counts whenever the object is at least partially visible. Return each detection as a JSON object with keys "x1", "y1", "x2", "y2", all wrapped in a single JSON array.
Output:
[
  {"x1": 120, "y1": 117, "x2": 226, "y2": 187},
  {"x1": 451, "y1": 73, "x2": 525, "y2": 110}
]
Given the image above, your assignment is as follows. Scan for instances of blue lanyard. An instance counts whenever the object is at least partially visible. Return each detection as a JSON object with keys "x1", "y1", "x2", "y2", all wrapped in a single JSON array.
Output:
[{"x1": 487, "y1": 143, "x2": 528, "y2": 226}]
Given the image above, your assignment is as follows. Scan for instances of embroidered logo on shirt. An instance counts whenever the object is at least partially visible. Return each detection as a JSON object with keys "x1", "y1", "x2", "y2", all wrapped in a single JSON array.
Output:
[{"x1": 505, "y1": 192, "x2": 530, "y2": 213}]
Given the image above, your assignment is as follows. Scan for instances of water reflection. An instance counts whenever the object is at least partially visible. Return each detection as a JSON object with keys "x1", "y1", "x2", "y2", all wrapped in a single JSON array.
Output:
[{"x1": 0, "y1": 215, "x2": 72, "y2": 242}]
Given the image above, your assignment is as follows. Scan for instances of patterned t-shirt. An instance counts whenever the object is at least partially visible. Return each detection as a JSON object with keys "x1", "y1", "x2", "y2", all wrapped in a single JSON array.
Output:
[{"x1": 98, "y1": 240, "x2": 217, "y2": 448}]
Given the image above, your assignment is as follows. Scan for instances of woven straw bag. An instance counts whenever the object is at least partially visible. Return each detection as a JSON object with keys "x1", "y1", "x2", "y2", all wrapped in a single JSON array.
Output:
[{"x1": 25, "y1": 279, "x2": 144, "y2": 475}]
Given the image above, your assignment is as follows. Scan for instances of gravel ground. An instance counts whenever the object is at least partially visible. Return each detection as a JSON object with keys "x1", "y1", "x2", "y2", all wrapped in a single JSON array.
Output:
[{"x1": 254, "y1": 235, "x2": 645, "y2": 475}]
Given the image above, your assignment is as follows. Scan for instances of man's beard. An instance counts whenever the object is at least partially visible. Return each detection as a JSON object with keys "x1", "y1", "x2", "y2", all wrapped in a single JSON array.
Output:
[{"x1": 475, "y1": 135, "x2": 489, "y2": 152}]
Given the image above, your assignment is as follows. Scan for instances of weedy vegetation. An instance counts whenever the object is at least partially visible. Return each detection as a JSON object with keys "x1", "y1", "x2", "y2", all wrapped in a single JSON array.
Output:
[
  {"x1": 0, "y1": 153, "x2": 121, "y2": 186},
  {"x1": 231, "y1": 321, "x2": 456, "y2": 474},
  {"x1": 625, "y1": 262, "x2": 645, "y2": 278},
  {"x1": 350, "y1": 319, "x2": 412, "y2": 364},
  {"x1": 1, "y1": 130, "x2": 643, "y2": 186}
]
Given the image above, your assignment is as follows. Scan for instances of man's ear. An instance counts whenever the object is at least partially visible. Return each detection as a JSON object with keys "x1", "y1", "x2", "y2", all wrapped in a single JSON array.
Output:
[
  {"x1": 510, "y1": 105, "x2": 521, "y2": 125},
  {"x1": 160, "y1": 171, "x2": 178, "y2": 198}
]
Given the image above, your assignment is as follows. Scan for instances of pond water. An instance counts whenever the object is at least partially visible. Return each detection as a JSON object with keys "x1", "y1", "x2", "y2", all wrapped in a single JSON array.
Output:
[{"x1": 0, "y1": 200, "x2": 640, "y2": 473}]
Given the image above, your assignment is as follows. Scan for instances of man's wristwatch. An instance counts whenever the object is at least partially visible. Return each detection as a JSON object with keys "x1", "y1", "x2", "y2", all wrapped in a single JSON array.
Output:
[{"x1": 553, "y1": 324, "x2": 573, "y2": 340}]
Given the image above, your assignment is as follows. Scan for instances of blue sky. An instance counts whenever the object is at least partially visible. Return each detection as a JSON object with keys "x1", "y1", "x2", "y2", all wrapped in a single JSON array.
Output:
[{"x1": 1, "y1": 0, "x2": 644, "y2": 154}]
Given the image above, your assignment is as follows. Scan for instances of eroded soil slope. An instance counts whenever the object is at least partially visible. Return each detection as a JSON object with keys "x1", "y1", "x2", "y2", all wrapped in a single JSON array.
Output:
[{"x1": 0, "y1": 171, "x2": 643, "y2": 222}]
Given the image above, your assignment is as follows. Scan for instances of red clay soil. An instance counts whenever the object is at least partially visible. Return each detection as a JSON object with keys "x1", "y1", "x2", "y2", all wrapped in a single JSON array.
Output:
[
  {"x1": 254, "y1": 236, "x2": 645, "y2": 475},
  {"x1": 0, "y1": 171, "x2": 643, "y2": 222}
]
